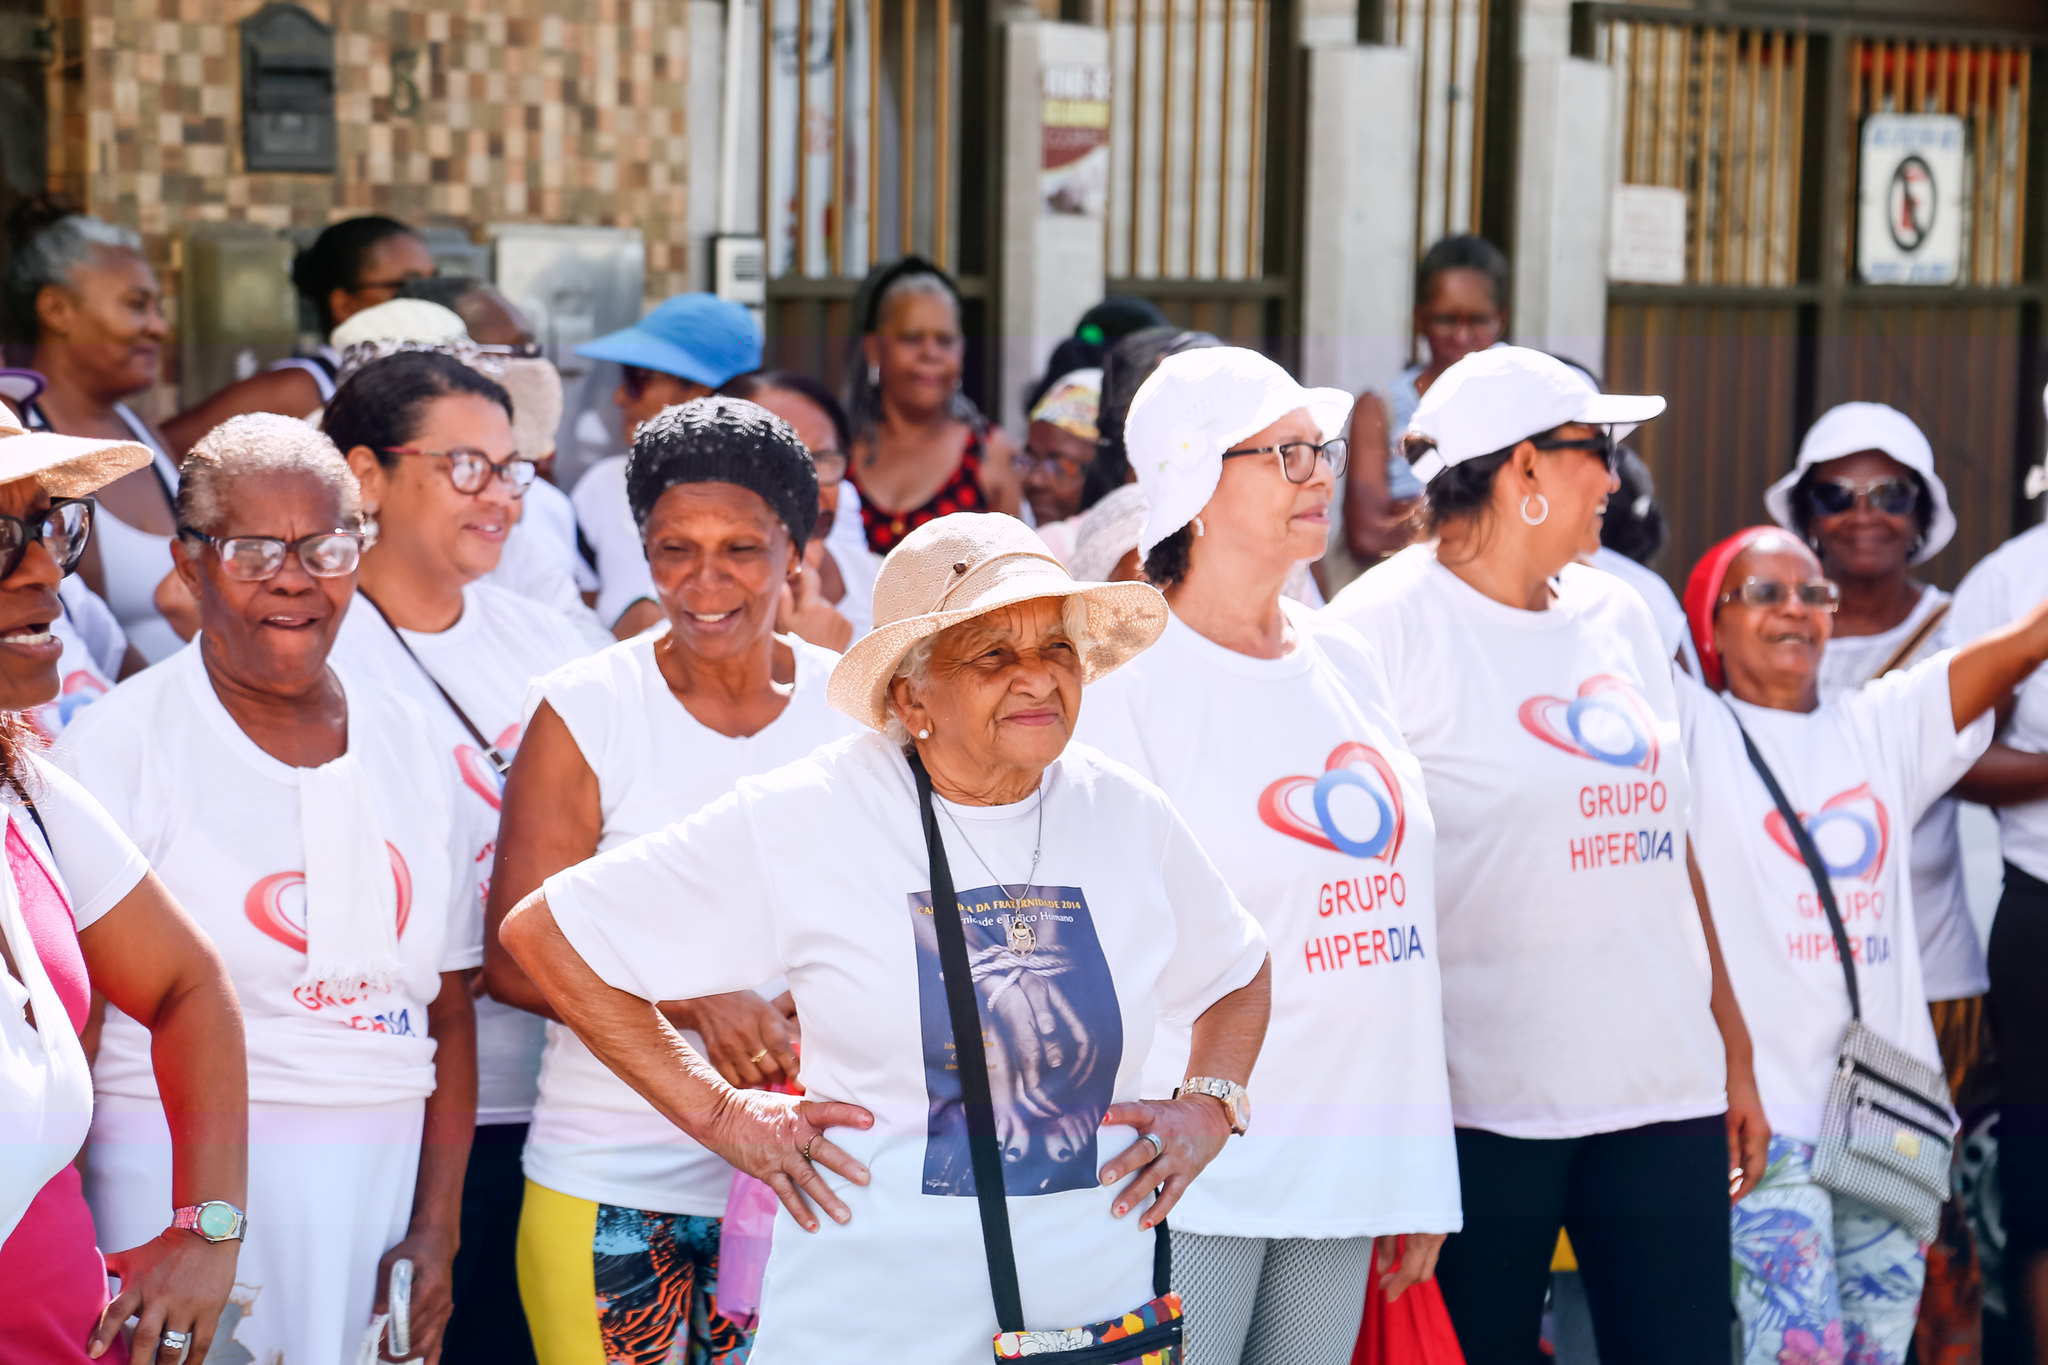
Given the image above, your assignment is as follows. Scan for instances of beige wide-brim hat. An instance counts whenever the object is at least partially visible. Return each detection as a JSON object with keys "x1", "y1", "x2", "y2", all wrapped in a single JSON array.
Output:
[
  {"x1": 0, "y1": 406, "x2": 151, "y2": 497},
  {"x1": 828, "y1": 511, "x2": 1170, "y2": 732}
]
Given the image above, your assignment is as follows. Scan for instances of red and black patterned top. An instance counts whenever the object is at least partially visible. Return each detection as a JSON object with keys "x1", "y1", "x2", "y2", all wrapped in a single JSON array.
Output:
[{"x1": 853, "y1": 426, "x2": 989, "y2": 555}]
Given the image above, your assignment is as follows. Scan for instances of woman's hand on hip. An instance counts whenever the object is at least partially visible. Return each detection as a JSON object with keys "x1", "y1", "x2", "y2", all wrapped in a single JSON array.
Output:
[
  {"x1": 91, "y1": 1232, "x2": 238, "y2": 1363},
  {"x1": 701, "y1": 1088, "x2": 874, "y2": 1233},
  {"x1": 1098, "y1": 1096, "x2": 1232, "y2": 1229},
  {"x1": 374, "y1": 1224, "x2": 457, "y2": 1363},
  {"x1": 664, "y1": 990, "x2": 800, "y2": 1088}
]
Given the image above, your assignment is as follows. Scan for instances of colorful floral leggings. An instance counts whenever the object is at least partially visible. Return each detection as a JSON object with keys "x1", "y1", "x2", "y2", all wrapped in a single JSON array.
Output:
[{"x1": 1732, "y1": 1138, "x2": 1928, "y2": 1365}]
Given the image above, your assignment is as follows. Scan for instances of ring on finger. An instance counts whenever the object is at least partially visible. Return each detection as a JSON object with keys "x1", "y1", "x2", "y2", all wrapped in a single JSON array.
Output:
[
  {"x1": 158, "y1": 1330, "x2": 193, "y2": 1365},
  {"x1": 748, "y1": 1047, "x2": 771, "y2": 1065},
  {"x1": 801, "y1": 1137, "x2": 816, "y2": 1163},
  {"x1": 1142, "y1": 1132, "x2": 1165, "y2": 1161}
]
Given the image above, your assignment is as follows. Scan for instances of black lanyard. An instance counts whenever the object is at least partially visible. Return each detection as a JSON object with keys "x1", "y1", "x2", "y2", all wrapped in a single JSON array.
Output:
[{"x1": 358, "y1": 592, "x2": 511, "y2": 776}]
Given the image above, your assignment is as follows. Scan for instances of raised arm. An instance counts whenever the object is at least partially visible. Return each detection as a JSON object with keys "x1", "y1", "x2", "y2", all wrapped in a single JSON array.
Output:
[
  {"x1": 500, "y1": 890, "x2": 872, "y2": 1231},
  {"x1": 1949, "y1": 597, "x2": 2048, "y2": 733},
  {"x1": 77, "y1": 872, "x2": 248, "y2": 1365}
]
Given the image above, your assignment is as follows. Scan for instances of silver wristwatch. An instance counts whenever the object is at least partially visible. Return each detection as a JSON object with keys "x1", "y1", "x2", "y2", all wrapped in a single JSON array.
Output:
[
  {"x1": 1175, "y1": 1076, "x2": 1251, "y2": 1135},
  {"x1": 172, "y1": 1200, "x2": 247, "y2": 1243}
]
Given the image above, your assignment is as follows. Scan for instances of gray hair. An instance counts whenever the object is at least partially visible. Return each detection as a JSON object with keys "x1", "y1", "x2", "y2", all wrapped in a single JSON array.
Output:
[
  {"x1": 882, "y1": 595, "x2": 1091, "y2": 748},
  {"x1": 5, "y1": 215, "x2": 143, "y2": 343},
  {"x1": 176, "y1": 413, "x2": 363, "y2": 537}
]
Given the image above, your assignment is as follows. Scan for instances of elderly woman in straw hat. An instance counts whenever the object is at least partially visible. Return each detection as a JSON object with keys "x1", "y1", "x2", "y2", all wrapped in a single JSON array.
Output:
[{"x1": 501, "y1": 511, "x2": 1272, "y2": 1363}]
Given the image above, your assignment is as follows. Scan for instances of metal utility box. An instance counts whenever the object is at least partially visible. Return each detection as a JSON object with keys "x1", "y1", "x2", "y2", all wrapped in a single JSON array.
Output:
[
  {"x1": 178, "y1": 224, "x2": 300, "y2": 407},
  {"x1": 488, "y1": 224, "x2": 646, "y2": 487},
  {"x1": 240, "y1": 4, "x2": 336, "y2": 174}
]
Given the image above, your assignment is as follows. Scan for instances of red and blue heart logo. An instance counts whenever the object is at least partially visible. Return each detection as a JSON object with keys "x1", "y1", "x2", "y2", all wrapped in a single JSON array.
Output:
[
  {"x1": 1764, "y1": 782, "x2": 1889, "y2": 883},
  {"x1": 1258, "y1": 742, "x2": 1406, "y2": 861},
  {"x1": 244, "y1": 842, "x2": 415, "y2": 953},
  {"x1": 455, "y1": 723, "x2": 524, "y2": 811},
  {"x1": 1517, "y1": 674, "x2": 1660, "y2": 774}
]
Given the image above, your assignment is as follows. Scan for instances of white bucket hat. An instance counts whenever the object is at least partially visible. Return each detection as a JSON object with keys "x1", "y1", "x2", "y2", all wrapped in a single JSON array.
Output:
[
  {"x1": 1405, "y1": 346, "x2": 1665, "y2": 482},
  {"x1": 0, "y1": 405, "x2": 150, "y2": 498},
  {"x1": 1124, "y1": 347, "x2": 1353, "y2": 558},
  {"x1": 827, "y1": 512, "x2": 1168, "y2": 732},
  {"x1": 1764, "y1": 401, "x2": 1954, "y2": 566}
]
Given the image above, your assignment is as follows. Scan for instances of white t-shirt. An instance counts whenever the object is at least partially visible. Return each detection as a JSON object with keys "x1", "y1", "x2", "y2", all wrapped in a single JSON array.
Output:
[
  {"x1": 332, "y1": 582, "x2": 593, "y2": 1125},
  {"x1": 482, "y1": 512, "x2": 611, "y2": 650},
  {"x1": 571, "y1": 455, "x2": 655, "y2": 629},
  {"x1": 1590, "y1": 547, "x2": 1701, "y2": 678},
  {"x1": 1950, "y1": 526, "x2": 2048, "y2": 882},
  {"x1": 1325, "y1": 546, "x2": 1726, "y2": 1138},
  {"x1": 543, "y1": 733, "x2": 1267, "y2": 1363},
  {"x1": 7, "y1": 757, "x2": 152, "y2": 935},
  {"x1": 26, "y1": 598, "x2": 120, "y2": 744},
  {"x1": 523, "y1": 633, "x2": 861, "y2": 1215},
  {"x1": 1815, "y1": 588, "x2": 1986, "y2": 1001},
  {"x1": 525, "y1": 474, "x2": 600, "y2": 594},
  {"x1": 60, "y1": 646, "x2": 479, "y2": 1108},
  {"x1": 1076, "y1": 600, "x2": 1459, "y2": 1238},
  {"x1": 824, "y1": 484, "x2": 880, "y2": 642},
  {"x1": 1675, "y1": 664, "x2": 1989, "y2": 1135},
  {"x1": 58, "y1": 576, "x2": 128, "y2": 679}
]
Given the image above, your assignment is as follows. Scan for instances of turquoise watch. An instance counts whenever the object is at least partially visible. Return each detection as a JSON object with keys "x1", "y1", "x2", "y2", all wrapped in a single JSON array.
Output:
[{"x1": 172, "y1": 1200, "x2": 247, "y2": 1243}]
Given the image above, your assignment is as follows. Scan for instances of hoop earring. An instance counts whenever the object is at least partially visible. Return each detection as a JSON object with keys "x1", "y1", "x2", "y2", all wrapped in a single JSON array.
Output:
[
  {"x1": 1518, "y1": 495, "x2": 1549, "y2": 527},
  {"x1": 1192, "y1": 515, "x2": 1206, "y2": 538}
]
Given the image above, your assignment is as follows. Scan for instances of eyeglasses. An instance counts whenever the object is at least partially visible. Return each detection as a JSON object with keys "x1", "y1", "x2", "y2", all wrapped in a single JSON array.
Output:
[
  {"x1": 0, "y1": 499, "x2": 91, "y2": 581},
  {"x1": 1220, "y1": 437, "x2": 1349, "y2": 483},
  {"x1": 177, "y1": 529, "x2": 364, "y2": 582},
  {"x1": 1010, "y1": 447, "x2": 1088, "y2": 481},
  {"x1": 1810, "y1": 477, "x2": 1918, "y2": 518},
  {"x1": 350, "y1": 273, "x2": 431, "y2": 300},
  {"x1": 1531, "y1": 431, "x2": 1620, "y2": 472},
  {"x1": 380, "y1": 447, "x2": 537, "y2": 496},
  {"x1": 475, "y1": 341, "x2": 545, "y2": 360},
  {"x1": 809, "y1": 448, "x2": 848, "y2": 485},
  {"x1": 1716, "y1": 577, "x2": 1841, "y2": 612}
]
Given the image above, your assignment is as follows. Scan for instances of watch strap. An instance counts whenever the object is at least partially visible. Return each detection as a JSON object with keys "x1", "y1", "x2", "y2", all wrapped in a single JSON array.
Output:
[
  {"x1": 172, "y1": 1201, "x2": 246, "y2": 1242},
  {"x1": 1177, "y1": 1076, "x2": 1249, "y2": 1134}
]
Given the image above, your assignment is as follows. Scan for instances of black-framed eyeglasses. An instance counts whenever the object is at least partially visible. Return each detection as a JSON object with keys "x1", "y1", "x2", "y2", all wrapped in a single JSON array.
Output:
[
  {"x1": 1716, "y1": 577, "x2": 1841, "y2": 613},
  {"x1": 177, "y1": 528, "x2": 364, "y2": 582},
  {"x1": 1010, "y1": 446, "x2": 1088, "y2": 481},
  {"x1": 380, "y1": 447, "x2": 537, "y2": 496},
  {"x1": 1220, "y1": 436, "x2": 1349, "y2": 483},
  {"x1": 1531, "y1": 431, "x2": 1620, "y2": 472},
  {"x1": 0, "y1": 498, "x2": 91, "y2": 581},
  {"x1": 1811, "y1": 477, "x2": 1918, "y2": 518},
  {"x1": 809, "y1": 448, "x2": 848, "y2": 485}
]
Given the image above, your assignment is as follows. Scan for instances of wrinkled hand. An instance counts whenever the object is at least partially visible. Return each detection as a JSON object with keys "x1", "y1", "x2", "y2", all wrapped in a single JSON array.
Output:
[
  {"x1": 91, "y1": 1232, "x2": 238, "y2": 1363},
  {"x1": 1374, "y1": 1232, "x2": 1446, "y2": 1302},
  {"x1": 665, "y1": 991, "x2": 799, "y2": 1088},
  {"x1": 1097, "y1": 1096, "x2": 1232, "y2": 1230},
  {"x1": 777, "y1": 572, "x2": 852, "y2": 652},
  {"x1": 1727, "y1": 1054, "x2": 1772, "y2": 1203},
  {"x1": 373, "y1": 1225, "x2": 456, "y2": 1364},
  {"x1": 985, "y1": 973, "x2": 1096, "y2": 1115},
  {"x1": 699, "y1": 1088, "x2": 874, "y2": 1233}
]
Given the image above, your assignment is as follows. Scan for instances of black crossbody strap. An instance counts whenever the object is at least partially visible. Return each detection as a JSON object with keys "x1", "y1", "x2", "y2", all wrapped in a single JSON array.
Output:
[
  {"x1": 359, "y1": 592, "x2": 511, "y2": 775},
  {"x1": 1729, "y1": 708, "x2": 1861, "y2": 1020},
  {"x1": 907, "y1": 754, "x2": 1171, "y2": 1334},
  {"x1": 910, "y1": 752, "x2": 1027, "y2": 1331}
]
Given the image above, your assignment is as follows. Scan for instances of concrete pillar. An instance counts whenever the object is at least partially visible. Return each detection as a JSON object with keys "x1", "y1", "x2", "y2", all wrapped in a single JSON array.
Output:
[
  {"x1": 999, "y1": 20, "x2": 1112, "y2": 432},
  {"x1": 1511, "y1": 55, "x2": 1613, "y2": 378},
  {"x1": 686, "y1": 0, "x2": 727, "y2": 290},
  {"x1": 1298, "y1": 43, "x2": 1418, "y2": 393}
]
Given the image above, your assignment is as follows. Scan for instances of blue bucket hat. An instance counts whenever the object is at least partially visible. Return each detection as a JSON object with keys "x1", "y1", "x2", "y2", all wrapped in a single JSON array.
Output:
[{"x1": 576, "y1": 293, "x2": 763, "y2": 389}]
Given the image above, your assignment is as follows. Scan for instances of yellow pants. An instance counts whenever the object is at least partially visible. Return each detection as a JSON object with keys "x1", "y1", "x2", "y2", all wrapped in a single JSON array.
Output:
[{"x1": 516, "y1": 1180, "x2": 605, "y2": 1365}]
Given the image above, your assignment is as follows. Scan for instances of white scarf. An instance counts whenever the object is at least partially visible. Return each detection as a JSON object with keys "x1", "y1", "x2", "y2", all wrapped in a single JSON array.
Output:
[{"x1": 297, "y1": 754, "x2": 401, "y2": 997}]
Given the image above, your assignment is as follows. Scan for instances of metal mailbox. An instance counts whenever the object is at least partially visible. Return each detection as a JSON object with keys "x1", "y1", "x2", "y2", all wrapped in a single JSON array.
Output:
[{"x1": 240, "y1": 3, "x2": 336, "y2": 174}]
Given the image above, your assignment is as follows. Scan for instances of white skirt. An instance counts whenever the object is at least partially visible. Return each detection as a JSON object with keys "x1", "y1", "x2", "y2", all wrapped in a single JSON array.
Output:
[{"x1": 85, "y1": 1095, "x2": 424, "y2": 1365}]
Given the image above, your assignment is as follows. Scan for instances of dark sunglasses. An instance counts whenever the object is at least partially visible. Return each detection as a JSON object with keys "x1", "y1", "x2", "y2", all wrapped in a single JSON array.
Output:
[
  {"x1": 0, "y1": 498, "x2": 91, "y2": 581},
  {"x1": 1220, "y1": 437, "x2": 1349, "y2": 483},
  {"x1": 1810, "y1": 477, "x2": 1918, "y2": 518},
  {"x1": 177, "y1": 528, "x2": 364, "y2": 582},
  {"x1": 1717, "y1": 577, "x2": 1841, "y2": 612},
  {"x1": 1531, "y1": 430, "x2": 1620, "y2": 472}
]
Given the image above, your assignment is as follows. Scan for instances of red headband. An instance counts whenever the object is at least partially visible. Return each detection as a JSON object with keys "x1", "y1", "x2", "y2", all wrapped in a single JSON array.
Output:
[{"x1": 1683, "y1": 526, "x2": 1788, "y2": 691}]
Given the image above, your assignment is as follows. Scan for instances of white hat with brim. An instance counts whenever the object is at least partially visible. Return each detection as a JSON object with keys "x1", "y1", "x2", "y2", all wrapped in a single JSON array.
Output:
[
  {"x1": 1125, "y1": 347, "x2": 1354, "y2": 559},
  {"x1": 1405, "y1": 346, "x2": 1665, "y2": 483},
  {"x1": 828, "y1": 511, "x2": 1169, "y2": 733},
  {"x1": 0, "y1": 407, "x2": 151, "y2": 498},
  {"x1": 1764, "y1": 401, "x2": 1955, "y2": 566}
]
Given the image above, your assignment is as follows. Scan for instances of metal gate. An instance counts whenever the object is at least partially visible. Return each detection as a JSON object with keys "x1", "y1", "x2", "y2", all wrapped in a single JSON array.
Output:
[{"x1": 1580, "y1": 2, "x2": 2048, "y2": 589}]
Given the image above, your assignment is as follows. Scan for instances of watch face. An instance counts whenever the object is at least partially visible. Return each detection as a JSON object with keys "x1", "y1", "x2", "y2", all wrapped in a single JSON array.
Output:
[{"x1": 196, "y1": 1203, "x2": 238, "y2": 1239}]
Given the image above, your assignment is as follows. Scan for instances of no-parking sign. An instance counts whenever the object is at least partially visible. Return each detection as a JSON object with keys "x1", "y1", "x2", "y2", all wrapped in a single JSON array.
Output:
[{"x1": 1857, "y1": 113, "x2": 1965, "y2": 284}]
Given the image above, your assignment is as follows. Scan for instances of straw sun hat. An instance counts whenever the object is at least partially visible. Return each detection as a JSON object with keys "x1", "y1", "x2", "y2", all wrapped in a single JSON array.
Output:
[
  {"x1": 827, "y1": 512, "x2": 1169, "y2": 733},
  {"x1": 0, "y1": 404, "x2": 150, "y2": 497}
]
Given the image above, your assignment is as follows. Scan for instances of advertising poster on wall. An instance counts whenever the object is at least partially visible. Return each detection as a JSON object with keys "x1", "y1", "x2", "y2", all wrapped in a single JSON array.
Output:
[{"x1": 1042, "y1": 63, "x2": 1110, "y2": 218}]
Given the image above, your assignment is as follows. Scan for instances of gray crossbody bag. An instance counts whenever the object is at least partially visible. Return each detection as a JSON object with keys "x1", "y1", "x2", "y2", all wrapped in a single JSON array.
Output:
[{"x1": 1732, "y1": 711, "x2": 1954, "y2": 1242}]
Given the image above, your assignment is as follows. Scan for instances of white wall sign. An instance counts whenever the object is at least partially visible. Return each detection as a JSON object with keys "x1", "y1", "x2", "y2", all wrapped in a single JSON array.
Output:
[
  {"x1": 1607, "y1": 184, "x2": 1687, "y2": 284},
  {"x1": 1857, "y1": 113, "x2": 1965, "y2": 285}
]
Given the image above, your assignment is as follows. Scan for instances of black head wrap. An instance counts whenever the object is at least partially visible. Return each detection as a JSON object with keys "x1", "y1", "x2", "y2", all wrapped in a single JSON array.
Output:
[{"x1": 626, "y1": 397, "x2": 820, "y2": 549}]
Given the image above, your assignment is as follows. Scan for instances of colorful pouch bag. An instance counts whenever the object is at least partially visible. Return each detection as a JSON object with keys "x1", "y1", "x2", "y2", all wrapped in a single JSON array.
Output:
[{"x1": 911, "y1": 754, "x2": 1184, "y2": 1365}]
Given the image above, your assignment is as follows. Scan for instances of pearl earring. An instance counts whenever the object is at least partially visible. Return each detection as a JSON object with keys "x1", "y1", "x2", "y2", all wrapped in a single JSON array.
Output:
[
  {"x1": 917, "y1": 728, "x2": 931, "y2": 740},
  {"x1": 1192, "y1": 515, "x2": 1206, "y2": 537}
]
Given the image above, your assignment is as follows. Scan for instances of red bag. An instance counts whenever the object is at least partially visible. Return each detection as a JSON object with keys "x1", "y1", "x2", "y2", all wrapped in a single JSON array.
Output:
[{"x1": 1351, "y1": 1237, "x2": 1466, "y2": 1365}]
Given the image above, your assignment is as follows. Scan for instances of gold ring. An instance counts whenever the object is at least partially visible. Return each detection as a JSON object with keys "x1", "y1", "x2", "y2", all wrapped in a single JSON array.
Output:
[
  {"x1": 800, "y1": 1137, "x2": 816, "y2": 1163},
  {"x1": 749, "y1": 1048, "x2": 771, "y2": 1065}
]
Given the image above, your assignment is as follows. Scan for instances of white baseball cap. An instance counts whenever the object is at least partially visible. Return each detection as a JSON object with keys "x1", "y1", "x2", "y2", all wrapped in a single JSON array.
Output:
[
  {"x1": 1125, "y1": 347, "x2": 1353, "y2": 557},
  {"x1": 1764, "y1": 401, "x2": 1954, "y2": 565},
  {"x1": 1404, "y1": 346, "x2": 1665, "y2": 483}
]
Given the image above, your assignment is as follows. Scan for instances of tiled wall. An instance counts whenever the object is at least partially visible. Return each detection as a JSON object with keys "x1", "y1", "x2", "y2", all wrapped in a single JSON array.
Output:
[{"x1": 49, "y1": 0, "x2": 697, "y2": 410}]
